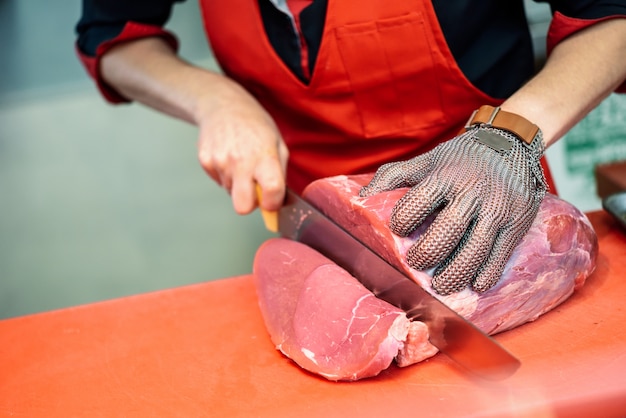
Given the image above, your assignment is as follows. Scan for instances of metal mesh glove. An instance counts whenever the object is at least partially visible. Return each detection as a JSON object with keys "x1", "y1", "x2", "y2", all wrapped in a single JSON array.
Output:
[{"x1": 359, "y1": 125, "x2": 547, "y2": 295}]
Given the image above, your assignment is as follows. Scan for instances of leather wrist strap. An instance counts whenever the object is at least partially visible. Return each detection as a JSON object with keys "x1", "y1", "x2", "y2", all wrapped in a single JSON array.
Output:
[{"x1": 464, "y1": 105, "x2": 539, "y2": 145}]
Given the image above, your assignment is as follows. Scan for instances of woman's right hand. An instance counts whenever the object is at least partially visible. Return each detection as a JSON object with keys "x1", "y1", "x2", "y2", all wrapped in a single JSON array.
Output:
[{"x1": 195, "y1": 79, "x2": 289, "y2": 215}]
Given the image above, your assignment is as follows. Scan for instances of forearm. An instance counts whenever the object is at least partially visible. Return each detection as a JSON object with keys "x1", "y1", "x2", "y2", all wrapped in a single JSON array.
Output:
[
  {"x1": 99, "y1": 36, "x2": 251, "y2": 126},
  {"x1": 501, "y1": 18, "x2": 626, "y2": 148}
]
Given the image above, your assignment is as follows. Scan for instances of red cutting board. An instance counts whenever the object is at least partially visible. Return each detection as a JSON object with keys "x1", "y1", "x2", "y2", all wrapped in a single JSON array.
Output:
[{"x1": 1, "y1": 211, "x2": 625, "y2": 418}]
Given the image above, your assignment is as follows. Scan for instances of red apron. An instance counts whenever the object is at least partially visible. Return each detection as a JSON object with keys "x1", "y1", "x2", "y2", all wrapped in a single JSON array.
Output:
[{"x1": 199, "y1": 0, "x2": 556, "y2": 193}]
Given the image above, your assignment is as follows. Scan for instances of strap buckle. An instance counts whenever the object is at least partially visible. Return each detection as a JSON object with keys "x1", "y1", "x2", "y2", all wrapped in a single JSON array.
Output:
[{"x1": 465, "y1": 106, "x2": 501, "y2": 130}]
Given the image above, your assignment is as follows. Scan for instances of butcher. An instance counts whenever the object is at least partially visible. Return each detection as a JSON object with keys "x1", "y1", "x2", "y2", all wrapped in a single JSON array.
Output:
[{"x1": 75, "y1": 1, "x2": 626, "y2": 294}]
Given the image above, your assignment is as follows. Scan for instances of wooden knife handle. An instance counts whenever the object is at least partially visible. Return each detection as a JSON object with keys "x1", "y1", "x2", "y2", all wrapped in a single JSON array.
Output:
[{"x1": 256, "y1": 184, "x2": 279, "y2": 233}]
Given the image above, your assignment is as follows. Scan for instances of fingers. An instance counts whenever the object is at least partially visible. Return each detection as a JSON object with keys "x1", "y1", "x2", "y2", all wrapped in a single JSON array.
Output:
[
  {"x1": 388, "y1": 177, "x2": 447, "y2": 237},
  {"x1": 404, "y1": 191, "x2": 480, "y2": 270},
  {"x1": 254, "y1": 138, "x2": 289, "y2": 211},
  {"x1": 228, "y1": 148, "x2": 286, "y2": 214},
  {"x1": 359, "y1": 154, "x2": 432, "y2": 197},
  {"x1": 429, "y1": 217, "x2": 499, "y2": 295},
  {"x1": 410, "y1": 197, "x2": 534, "y2": 295},
  {"x1": 198, "y1": 137, "x2": 287, "y2": 215},
  {"x1": 471, "y1": 221, "x2": 531, "y2": 293}
]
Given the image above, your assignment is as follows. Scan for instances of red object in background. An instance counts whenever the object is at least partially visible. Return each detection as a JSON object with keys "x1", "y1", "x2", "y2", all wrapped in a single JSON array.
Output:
[
  {"x1": 1, "y1": 211, "x2": 625, "y2": 418},
  {"x1": 596, "y1": 160, "x2": 626, "y2": 199}
]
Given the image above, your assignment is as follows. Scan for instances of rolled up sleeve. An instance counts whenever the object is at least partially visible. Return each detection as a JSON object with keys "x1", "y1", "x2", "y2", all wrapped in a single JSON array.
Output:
[
  {"x1": 75, "y1": 0, "x2": 182, "y2": 103},
  {"x1": 542, "y1": 0, "x2": 626, "y2": 92}
]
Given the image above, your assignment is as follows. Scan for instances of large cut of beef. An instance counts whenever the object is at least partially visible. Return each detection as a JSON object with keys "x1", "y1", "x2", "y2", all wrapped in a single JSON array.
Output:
[{"x1": 252, "y1": 174, "x2": 598, "y2": 381}]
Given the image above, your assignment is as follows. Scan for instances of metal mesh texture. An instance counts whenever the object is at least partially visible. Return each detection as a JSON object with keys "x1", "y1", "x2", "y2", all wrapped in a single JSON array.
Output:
[{"x1": 360, "y1": 126, "x2": 547, "y2": 295}]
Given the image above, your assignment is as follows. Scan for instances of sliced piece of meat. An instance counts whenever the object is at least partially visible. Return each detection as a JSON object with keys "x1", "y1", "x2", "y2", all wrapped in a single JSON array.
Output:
[
  {"x1": 254, "y1": 238, "x2": 436, "y2": 381},
  {"x1": 253, "y1": 174, "x2": 598, "y2": 380}
]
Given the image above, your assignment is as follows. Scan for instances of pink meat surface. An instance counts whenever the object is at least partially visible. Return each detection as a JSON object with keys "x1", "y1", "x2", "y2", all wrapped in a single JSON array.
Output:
[{"x1": 253, "y1": 174, "x2": 598, "y2": 380}]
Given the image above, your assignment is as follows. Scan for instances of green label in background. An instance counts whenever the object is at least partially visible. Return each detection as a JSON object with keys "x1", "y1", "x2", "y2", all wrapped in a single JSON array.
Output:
[{"x1": 564, "y1": 94, "x2": 626, "y2": 176}]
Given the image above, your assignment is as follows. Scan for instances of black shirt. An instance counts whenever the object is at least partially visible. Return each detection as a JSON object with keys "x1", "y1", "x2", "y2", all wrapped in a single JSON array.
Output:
[{"x1": 76, "y1": 0, "x2": 626, "y2": 99}]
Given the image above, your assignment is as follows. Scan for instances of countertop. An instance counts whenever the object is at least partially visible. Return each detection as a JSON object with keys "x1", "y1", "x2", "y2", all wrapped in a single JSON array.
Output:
[{"x1": 1, "y1": 211, "x2": 625, "y2": 418}]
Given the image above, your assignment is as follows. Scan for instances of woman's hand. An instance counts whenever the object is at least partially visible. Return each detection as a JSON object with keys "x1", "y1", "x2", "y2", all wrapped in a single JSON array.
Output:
[{"x1": 195, "y1": 81, "x2": 288, "y2": 214}]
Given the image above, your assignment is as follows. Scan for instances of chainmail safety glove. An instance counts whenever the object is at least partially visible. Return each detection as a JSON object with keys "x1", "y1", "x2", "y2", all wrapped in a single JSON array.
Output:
[{"x1": 359, "y1": 110, "x2": 547, "y2": 295}]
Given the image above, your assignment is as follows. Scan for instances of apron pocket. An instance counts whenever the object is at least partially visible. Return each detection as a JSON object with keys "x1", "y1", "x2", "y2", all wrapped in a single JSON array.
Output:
[{"x1": 334, "y1": 12, "x2": 448, "y2": 138}]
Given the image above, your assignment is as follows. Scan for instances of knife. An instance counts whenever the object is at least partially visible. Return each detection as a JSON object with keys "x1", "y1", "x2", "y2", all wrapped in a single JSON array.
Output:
[{"x1": 257, "y1": 186, "x2": 521, "y2": 380}]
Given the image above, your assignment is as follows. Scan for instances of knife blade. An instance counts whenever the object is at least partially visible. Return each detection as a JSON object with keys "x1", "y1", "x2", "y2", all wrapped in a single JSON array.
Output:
[{"x1": 257, "y1": 187, "x2": 521, "y2": 380}]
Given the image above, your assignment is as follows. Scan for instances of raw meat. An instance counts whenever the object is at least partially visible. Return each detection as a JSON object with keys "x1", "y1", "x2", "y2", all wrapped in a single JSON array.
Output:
[
  {"x1": 253, "y1": 174, "x2": 598, "y2": 380},
  {"x1": 253, "y1": 238, "x2": 436, "y2": 381},
  {"x1": 303, "y1": 174, "x2": 598, "y2": 335}
]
